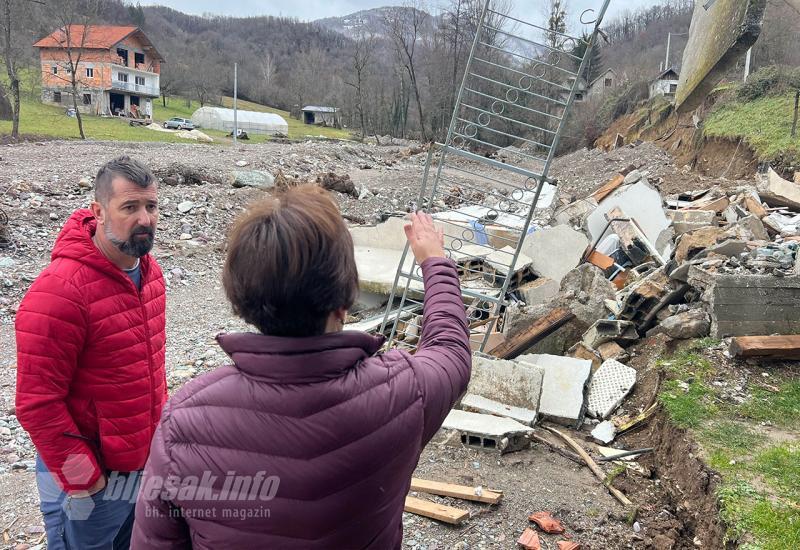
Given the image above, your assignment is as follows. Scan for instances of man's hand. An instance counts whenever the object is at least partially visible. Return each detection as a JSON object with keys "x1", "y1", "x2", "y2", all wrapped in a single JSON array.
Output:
[
  {"x1": 404, "y1": 211, "x2": 445, "y2": 264},
  {"x1": 70, "y1": 474, "x2": 107, "y2": 498}
]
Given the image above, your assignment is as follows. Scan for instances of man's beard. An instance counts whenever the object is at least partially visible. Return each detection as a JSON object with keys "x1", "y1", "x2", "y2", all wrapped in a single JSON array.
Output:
[{"x1": 105, "y1": 224, "x2": 155, "y2": 258}]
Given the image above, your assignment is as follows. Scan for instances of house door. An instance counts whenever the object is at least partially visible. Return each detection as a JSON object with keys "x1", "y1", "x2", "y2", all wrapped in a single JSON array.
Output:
[
  {"x1": 303, "y1": 111, "x2": 314, "y2": 124},
  {"x1": 110, "y1": 93, "x2": 125, "y2": 115}
]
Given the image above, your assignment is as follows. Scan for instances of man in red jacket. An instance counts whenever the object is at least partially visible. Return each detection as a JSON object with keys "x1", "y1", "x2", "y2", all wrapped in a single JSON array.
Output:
[{"x1": 15, "y1": 156, "x2": 167, "y2": 550}]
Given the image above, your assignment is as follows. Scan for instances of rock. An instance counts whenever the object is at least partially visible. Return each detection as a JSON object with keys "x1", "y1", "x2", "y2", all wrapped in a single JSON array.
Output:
[
  {"x1": 558, "y1": 264, "x2": 617, "y2": 326},
  {"x1": 5, "y1": 453, "x2": 20, "y2": 463},
  {"x1": 591, "y1": 420, "x2": 617, "y2": 443},
  {"x1": 78, "y1": 176, "x2": 92, "y2": 188},
  {"x1": 597, "y1": 341, "x2": 629, "y2": 362},
  {"x1": 177, "y1": 201, "x2": 195, "y2": 214},
  {"x1": 316, "y1": 172, "x2": 357, "y2": 197},
  {"x1": 0, "y1": 426, "x2": 10, "y2": 436},
  {"x1": 235, "y1": 160, "x2": 249, "y2": 167},
  {"x1": 49, "y1": 212, "x2": 58, "y2": 220},
  {"x1": 623, "y1": 170, "x2": 642, "y2": 185},
  {"x1": 229, "y1": 170, "x2": 275, "y2": 190},
  {"x1": 674, "y1": 226, "x2": 726, "y2": 263},
  {"x1": 0, "y1": 257, "x2": 15, "y2": 268},
  {"x1": 658, "y1": 310, "x2": 711, "y2": 339}
]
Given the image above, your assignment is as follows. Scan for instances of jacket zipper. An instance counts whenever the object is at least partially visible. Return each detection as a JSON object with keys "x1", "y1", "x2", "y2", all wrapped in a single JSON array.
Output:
[{"x1": 136, "y1": 263, "x2": 156, "y2": 439}]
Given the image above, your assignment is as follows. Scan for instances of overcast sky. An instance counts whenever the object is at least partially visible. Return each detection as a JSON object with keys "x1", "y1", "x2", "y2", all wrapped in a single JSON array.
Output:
[{"x1": 141, "y1": 0, "x2": 657, "y2": 29}]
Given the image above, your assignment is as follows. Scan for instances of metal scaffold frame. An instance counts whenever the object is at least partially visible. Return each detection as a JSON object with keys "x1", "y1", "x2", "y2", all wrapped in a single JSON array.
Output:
[{"x1": 380, "y1": 0, "x2": 612, "y2": 352}]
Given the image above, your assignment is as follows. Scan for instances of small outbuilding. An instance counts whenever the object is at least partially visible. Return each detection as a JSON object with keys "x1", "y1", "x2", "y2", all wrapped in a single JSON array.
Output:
[
  {"x1": 301, "y1": 105, "x2": 341, "y2": 127},
  {"x1": 650, "y1": 68, "x2": 680, "y2": 100},
  {"x1": 191, "y1": 106, "x2": 288, "y2": 136}
]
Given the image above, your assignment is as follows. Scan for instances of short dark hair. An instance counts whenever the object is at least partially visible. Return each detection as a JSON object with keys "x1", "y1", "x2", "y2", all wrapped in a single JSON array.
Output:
[
  {"x1": 94, "y1": 156, "x2": 156, "y2": 204},
  {"x1": 223, "y1": 185, "x2": 359, "y2": 337}
]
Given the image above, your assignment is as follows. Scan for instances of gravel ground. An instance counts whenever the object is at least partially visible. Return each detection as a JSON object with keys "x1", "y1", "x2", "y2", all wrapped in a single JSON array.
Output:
[{"x1": 0, "y1": 139, "x2": 656, "y2": 549}]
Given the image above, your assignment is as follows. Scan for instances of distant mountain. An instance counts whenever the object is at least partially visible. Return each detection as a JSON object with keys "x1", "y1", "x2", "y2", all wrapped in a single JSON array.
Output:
[{"x1": 315, "y1": 6, "x2": 440, "y2": 39}]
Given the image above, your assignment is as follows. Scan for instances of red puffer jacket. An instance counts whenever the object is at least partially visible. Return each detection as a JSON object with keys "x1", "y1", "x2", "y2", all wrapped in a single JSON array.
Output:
[{"x1": 15, "y1": 208, "x2": 166, "y2": 492}]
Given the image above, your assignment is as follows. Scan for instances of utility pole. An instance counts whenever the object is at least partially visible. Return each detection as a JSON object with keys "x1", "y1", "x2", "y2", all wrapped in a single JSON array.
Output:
[
  {"x1": 665, "y1": 32, "x2": 671, "y2": 70},
  {"x1": 233, "y1": 62, "x2": 238, "y2": 144},
  {"x1": 744, "y1": 48, "x2": 752, "y2": 82}
]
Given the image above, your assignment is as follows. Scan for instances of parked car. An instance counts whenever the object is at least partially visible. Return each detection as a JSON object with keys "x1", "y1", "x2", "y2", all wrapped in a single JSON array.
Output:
[{"x1": 163, "y1": 117, "x2": 195, "y2": 130}]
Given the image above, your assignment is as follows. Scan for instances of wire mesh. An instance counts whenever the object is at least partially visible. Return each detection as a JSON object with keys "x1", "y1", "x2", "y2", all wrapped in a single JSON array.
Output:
[{"x1": 380, "y1": 0, "x2": 612, "y2": 352}]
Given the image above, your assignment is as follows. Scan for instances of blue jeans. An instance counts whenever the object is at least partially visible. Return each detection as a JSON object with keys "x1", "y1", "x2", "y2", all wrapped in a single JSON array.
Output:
[{"x1": 36, "y1": 455, "x2": 141, "y2": 550}]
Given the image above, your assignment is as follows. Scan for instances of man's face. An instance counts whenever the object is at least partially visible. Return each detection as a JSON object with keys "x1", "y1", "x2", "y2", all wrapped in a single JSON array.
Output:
[{"x1": 96, "y1": 177, "x2": 159, "y2": 258}]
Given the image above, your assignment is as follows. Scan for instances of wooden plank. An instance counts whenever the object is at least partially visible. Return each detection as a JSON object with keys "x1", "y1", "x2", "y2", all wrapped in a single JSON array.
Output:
[
  {"x1": 591, "y1": 174, "x2": 625, "y2": 203},
  {"x1": 586, "y1": 250, "x2": 614, "y2": 270},
  {"x1": 606, "y1": 206, "x2": 649, "y2": 265},
  {"x1": 490, "y1": 307, "x2": 575, "y2": 360},
  {"x1": 680, "y1": 195, "x2": 730, "y2": 213},
  {"x1": 404, "y1": 496, "x2": 469, "y2": 524},
  {"x1": 729, "y1": 335, "x2": 800, "y2": 359},
  {"x1": 410, "y1": 478, "x2": 502, "y2": 504}
]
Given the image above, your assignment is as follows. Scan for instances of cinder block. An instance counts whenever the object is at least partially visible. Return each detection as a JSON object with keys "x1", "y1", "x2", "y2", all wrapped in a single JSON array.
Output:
[
  {"x1": 442, "y1": 410, "x2": 533, "y2": 453},
  {"x1": 517, "y1": 354, "x2": 591, "y2": 427}
]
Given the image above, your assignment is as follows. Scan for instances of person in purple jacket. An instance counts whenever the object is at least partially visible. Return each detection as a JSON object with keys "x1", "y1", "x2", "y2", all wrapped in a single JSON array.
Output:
[{"x1": 131, "y1": 184, "x2": 472, "y2": 549}]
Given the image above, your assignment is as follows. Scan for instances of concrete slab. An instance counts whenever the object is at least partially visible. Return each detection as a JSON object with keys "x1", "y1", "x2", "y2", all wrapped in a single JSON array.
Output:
[
  {"x1": 675, "y1": 0, "x2": 767, "y2": 112},
  {"x1": 521, "y1": 225, "x2": 589, "y2": 283},
  {"x1": 586, "y1": 359, "x2": 637, "y2": 419},
  {"x1": 591, "y1": 420, "x2": 617, "y2": 444},
  {"x1": 517, "y1": 353, "x2": 591, "y2": 427},
  {"x1": 667, "y1": 210, "x2": 716, "y2": 236},
  {"x1": 468, "y1": 355, "x2": 544, "y2": 411},
  {"x1": 442, "y1": 409, "x2": 533, "y2": 453},
  {"x1": 587, "y1": 180, "x2": 673, "y2": 260},
  {"x1": 518, "y1": 277, "x2": 560, "y2": 305},
  {"x1": 554, "y1": 198, "x2": 597, "y2": 228},
  {"x1": 460, "y1": 394, "x2": 538, "y2": 426},
  {"x1": 582, "y1": 320, "x2": 639, "y2": 349}
]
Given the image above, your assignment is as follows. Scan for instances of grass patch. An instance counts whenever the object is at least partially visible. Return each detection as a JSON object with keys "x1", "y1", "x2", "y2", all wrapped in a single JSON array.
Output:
[
  {"x1": 705, "y1": 93, "x2": 800, "y2": 164},
  {"x1": 659, "y1": 378, "x2": 716, "y2": 428},
  {"x1": 718, "y1": 481, "x2": 800, "y2": 550},
  {"x1": 738, "y1": 381, "x2": 800, "y2": 429},
  {"x1": 755, "y1": 444, "x2": 800, "y2": 502}
]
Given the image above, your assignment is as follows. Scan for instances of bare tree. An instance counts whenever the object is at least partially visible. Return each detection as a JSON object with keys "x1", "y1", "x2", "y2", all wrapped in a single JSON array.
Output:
[
  {"x1": 0, "y1": 0, "x2": 40, "y2": 139},
  {"x1": 383, "y1": 2, "x2": 430, "y2": 141},
  {"x1": 344, "y1": 28, "x2": 376, "y2": 139},
  {"x1": 51, "y1": 0, "x2": 101, "y2": 139},
  {"x1": 260, "y1": 51, "x2": 276, "y2": 89}
]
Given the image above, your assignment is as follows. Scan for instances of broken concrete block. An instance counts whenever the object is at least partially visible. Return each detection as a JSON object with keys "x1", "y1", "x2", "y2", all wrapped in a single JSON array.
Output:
[
  {"x1": 521, "y1": 225, "x2": 589, "y2": 284},
  {"x1": 517, "y1": 354, "x2": 592, "y2": 427},
  {"x1": 460, "y1": 394, "x2": 537, "y2": 426},
  {"x1": 554, "y1": 198, "x2": 597, "y2": 228},
  {"x1": 518, "y1": 277, "x2": 560, "y2": 305},
  {"x1": 581, "y1": 320, "x2": 639, "y2": 349},
  {"x1": 558, "y1": 264, "x2": 617, "y2": 326},
  {"x1": 566, "y1": 342, "x2": 601, "y2": 371},
  {"x1": 759, "y1": 167, "x2": 800, "y2": 210},
  {"x1": 657, "y1": 310, "x2": 711, "y2": 339},
  {"x1": 706, "y1": 239, "x2": 749, "y2": 258},
  {"x1": 597, "y1": 341, "x2": 629, "y2": 362},
  {"x1": 674, "y1": 226, "x2": 726, "y2": 263},
  {"x1": 468, "y1": 355, "x2": 544, "y2": 411},
  {"x1": 228, "y1": 170, "x2": 275, "y2": 190},
  {"x1": 728, "y1": 215, "x2": 769, "y2": 242},
  {"x1": 586, "y1": 359, "x2": 637, "y2": 419},
  {"x1": 587, "y1": 180, "x2": 673, "y2": 260},
  {"x1": 667, "y1": 210, "x2": 716, "y2": 236},
  {"x1": 591, "y1": 420, "x2": 617, "y2": 444},
  {"x1": 442, "y1": 409, "x2": 532, "y2": 453},
  {"x1": 623, "y1": 170, "x2": 642, "y2": 185}
]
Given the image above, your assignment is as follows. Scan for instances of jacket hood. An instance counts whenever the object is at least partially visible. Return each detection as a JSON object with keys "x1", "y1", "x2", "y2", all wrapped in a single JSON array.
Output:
[{"x1": 216, "y1": 330, "x2": 386, "y2": 383}]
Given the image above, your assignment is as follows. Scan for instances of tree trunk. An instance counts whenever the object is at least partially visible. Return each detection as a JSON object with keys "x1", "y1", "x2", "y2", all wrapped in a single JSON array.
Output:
[
  {"x1": 71, "y1": 80, "x2": 85, "y2": 139},
  {"x1": 162, "y1": 93, "x2": 167, "y2": 107},
  {"x1": 10, "y1": 76, "x2": 19, "y2": 138},
  {"x1": 792, "y1": 90, "x2": 799, "y2": 139},
  {"x1": 408, "y1": 66, "x2": 427, "y2": 142}
]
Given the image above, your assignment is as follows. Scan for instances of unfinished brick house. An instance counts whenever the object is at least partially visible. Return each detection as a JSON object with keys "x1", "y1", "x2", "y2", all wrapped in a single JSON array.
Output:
[{"x1": 33, "y1": 25, "x2": 163, "y2": 117}]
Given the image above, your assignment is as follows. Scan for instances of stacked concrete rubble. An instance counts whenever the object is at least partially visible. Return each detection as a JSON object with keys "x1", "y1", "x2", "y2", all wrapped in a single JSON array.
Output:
[{"x1": 345, "y1": 164, "x2": 800, "y2": 450}]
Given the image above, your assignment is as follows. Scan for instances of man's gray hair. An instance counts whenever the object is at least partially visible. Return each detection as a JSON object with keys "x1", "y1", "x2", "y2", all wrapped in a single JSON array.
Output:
[{"x1": 94, "y1": 156, "x2": 157, "y2": 205}]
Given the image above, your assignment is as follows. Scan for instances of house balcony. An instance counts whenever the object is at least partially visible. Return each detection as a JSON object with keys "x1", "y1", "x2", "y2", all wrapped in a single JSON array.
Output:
[
  {"x1": 111, "y1": 79, "x2": 160, "y2": 97},
  {"x1": 110, "y1": 63, "x2": 160, "y2": 97}
]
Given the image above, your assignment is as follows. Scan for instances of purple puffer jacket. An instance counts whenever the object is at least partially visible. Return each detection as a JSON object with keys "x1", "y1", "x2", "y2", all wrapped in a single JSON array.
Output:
[{"x1": 131, "y1": 257, "x2": 471, "y2": 549}]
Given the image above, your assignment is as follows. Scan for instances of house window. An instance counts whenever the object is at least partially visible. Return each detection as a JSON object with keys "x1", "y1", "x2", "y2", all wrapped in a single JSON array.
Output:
[
  {"x1": 118, "y1": 73, "x2": 128, "y2": 82},
  {"x1": 135, "y1": 76, "x2": 145, "y2": 86},
  {"x1": 53, "y1": 91, "x2": 61, "y2": 103},
  {"x1": 86, "y1": 67, "x2": 94, "y2": 78},
  {"x1": 575, "y1": 93, "x2": 584, "y2": 101},
  {"x1": 51, "y1": 65, "x2": 58, "y2": 75},
  {"x1": 83, "y1": 93, "x2": 92, "y2": 105},
  {"x1": 134, "y1": 52, "x2": 144, "y2": 66},
  {"x1": 669, "y1": 83, "x2": 678, "y2": 93},
  {"x1": 604, "y1": 78, "x2": 613, "y2": 87},
  {"x1": 116, "y1": 48, "x2": 128, "y2": 66}
]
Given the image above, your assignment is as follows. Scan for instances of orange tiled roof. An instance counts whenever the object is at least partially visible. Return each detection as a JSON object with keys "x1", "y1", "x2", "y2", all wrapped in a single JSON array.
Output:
[{"x1": 34, "y1": 25, "x2": 139, "y2": 49}]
